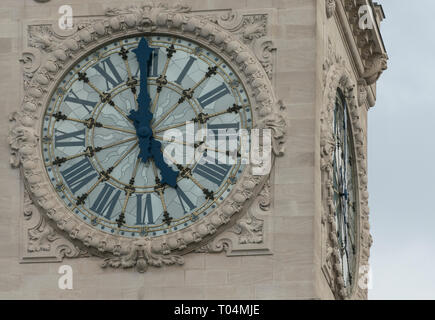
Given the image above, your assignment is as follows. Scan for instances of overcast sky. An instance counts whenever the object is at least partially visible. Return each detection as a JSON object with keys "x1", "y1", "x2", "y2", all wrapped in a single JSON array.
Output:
[{"x1": 368, "y1": 0, "x2": 435, "y2": 299}]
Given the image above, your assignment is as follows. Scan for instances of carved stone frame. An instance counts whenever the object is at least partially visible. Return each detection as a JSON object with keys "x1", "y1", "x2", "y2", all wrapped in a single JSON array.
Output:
[
  {"x1": 9, "y1": 4, "x2": 286, "y2": 272},
  {"x1": 320, "y1": 44, "x2": 371, "y2": 299}
]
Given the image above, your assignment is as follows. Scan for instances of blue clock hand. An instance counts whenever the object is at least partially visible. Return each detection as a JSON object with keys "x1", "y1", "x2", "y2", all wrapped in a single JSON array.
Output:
[{"x1": 128, "y1": 37, "x2": 178, "y2": 187}]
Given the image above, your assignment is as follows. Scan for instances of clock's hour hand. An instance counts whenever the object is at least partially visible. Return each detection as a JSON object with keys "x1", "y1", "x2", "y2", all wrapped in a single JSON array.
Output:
[{"x1": 128, "y1": 37, "x2": 178, "y2": 187}]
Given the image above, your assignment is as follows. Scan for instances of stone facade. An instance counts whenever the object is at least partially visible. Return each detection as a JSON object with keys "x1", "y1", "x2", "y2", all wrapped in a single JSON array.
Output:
[{"x1": 0, "y1": 0, "x2": 386, "y2": 299}]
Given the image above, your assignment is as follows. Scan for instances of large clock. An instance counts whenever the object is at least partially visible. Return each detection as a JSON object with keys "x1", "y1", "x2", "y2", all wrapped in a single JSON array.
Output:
[
  {"x1": 331, "y1": 89, "x2": 358, "y2": 295},
  {"x1": 11, "y1": 7, "x2": 284, "y2": 271},
  {"x1": 41, "y1": 34, "x2": 253, "y2": 238}
]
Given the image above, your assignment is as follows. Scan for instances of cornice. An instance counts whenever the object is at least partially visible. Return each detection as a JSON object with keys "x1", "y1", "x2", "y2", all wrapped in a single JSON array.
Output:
[{"x1": 326, "y1": 0, "x2": 388, "y2": 109}]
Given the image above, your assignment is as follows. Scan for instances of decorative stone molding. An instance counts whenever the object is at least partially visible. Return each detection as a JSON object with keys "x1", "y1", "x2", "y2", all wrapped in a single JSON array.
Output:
[
  {"x1": 327, "y1": 0, "x2": 388, "y2": 107},
  {"x1": 101, "y1": 239, "x2": 184, "y2": 273},
  {"x1": 196, "y1": 180, "x2": 273, "y2": 256},
  {"x1": 326, "y1": 0, "x2": 337, "y2": 19},
  {"x1": 361, "y1": 52, "x2": 388, "y2": 85},
  {"x1": 320, "y1": 40, "x2": 371, "y2": 300},
  {"x1": 20, "y1": 190, "x2": 87, "y2": 263},
  {"x1": 10, "y1": 3, "x2": 285, "y2": 271},
  {"x1": 340, "y1": 0, "x2": 388, "y2": 82},
  {"x1": 202, "y1": 11, "x2": 276, "y2": 80},
  {"x1": 357, "y1": 78, "x2": 368, "y2": 107}
]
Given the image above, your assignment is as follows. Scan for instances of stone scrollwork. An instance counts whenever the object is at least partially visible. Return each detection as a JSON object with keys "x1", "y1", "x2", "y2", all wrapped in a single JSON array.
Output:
[
  {"x1": 21, "y1": 190, "x2": 87, "y2": 263},
  {"x1": 321, "y1": 41, "x2": 371, "y2": 300},
  {"x1": 204, "y1": 11, "x2": 275, "y2": 80},
  {"x1": 105, "y1": 2, "x2": 192, "y2": 16},
  {"x1": 10, "y1": 2, "x2": 284, "y2": 271},
  {"x1": 231, "y1": 208, "x2": 264, "y2": 245},
  {"x1": 338, "y1": 0, "x2": 388, "y2": 86},
  {"x1": 28, "y1": 217, "x2": 57, "y2": 252},
  {"x1": 8, "y1": 113, "x2": 38, "y2": 169},
  {"x1": 205, "y1": 11, "x2": 267, "y2": 44},
  {"x1": 325, "y1": 0, "x2": 388, "y2": 107},
  {"x1": 102, "y1": 239, "x2": 184, "y2": 273},
  {"x1": 252, "y1": 38, "x2": 276, "y2": 81},
  {"x1": 196, "y1": 180, "x2": 272, "y2": 256}
]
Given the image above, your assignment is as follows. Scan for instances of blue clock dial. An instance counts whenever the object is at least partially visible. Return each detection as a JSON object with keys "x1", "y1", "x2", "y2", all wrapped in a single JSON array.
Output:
[{"x1": 41, "y1": 35, "x2": 253, "y2": 238}]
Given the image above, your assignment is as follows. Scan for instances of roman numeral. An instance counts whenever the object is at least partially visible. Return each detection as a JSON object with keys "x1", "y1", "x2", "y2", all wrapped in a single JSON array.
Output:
[
  {"x1": 193, "y1": 161, "x2": 232, "y2": 186},
  {"x1": 207, "y1": 123, "x2": 239, "y2": 158},
  {"x1": 93, "y1": 57, "x2": 124, "y2": 90},
  {"x1": 149, "y1": 49, "x2": 160, "y2": 77},
  {"x1": 197, "y1": 83, "x2": 230, "y2": 109},
  {"x1": 60, "y1": 157, "x2": 98, "y2": 194},
  {"x1": 208, "y1": 123, "x2": 239, "y2": 142},
  {"x1": 136, "y1": 194, "x2": 154, "y2": 225},
  {"x1": 175, "y1": 186, "x2": 195, "y2": 214},
  {"x1": 208, "y1": 123, "x2": 239, "y2": 132},
  {"x1": 55, "y1": 129, "x2": 86, "y2": 148},
  {"x1": 175, "y1": 56, "x2": 197, "y2": 85},
  {"x1": 90, "y1": 183, "x2": 122, "y2": 219},
  {"x1": 64, "y1": 89, "x2": 98, "y2": 113}
]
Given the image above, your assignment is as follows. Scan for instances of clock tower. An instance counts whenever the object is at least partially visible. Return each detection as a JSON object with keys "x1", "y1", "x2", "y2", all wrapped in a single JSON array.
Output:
[{"x1": 1, "y1": 0, "x2": 387, "y2": 299}]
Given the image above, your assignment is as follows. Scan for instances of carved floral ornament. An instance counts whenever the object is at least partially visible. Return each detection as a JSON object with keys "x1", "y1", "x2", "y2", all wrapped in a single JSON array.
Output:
[
  {"x1": 9, "y1": 4, "x2": 286, "y2": 272},
  {"x1": 320, "y1": 51, "x2": 371, "y2": 299}
]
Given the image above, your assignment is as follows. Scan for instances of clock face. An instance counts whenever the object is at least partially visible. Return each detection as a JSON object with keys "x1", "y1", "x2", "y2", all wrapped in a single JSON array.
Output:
[
  {"x1": 332, "y1": 89, "x2": 357, "y2": 293},
  {"x1": 41, "y1": 35, "x2": 253, "y2": 238}
]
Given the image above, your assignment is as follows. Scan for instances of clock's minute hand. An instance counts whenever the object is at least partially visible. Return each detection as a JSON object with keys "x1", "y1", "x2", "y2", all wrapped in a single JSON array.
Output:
[{"x1": 128, "y1": 37, "x2": 178, "y2": 187}]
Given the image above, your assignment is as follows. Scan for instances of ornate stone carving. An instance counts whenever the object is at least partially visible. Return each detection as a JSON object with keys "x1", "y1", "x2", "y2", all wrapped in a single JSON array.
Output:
[
  {"x1": 28, "y1": 217, "x2": 57, "y2": 252},
  {"x1": 21, "y1": 189, "x2": 87, "y2": 263},
  {"x1": 357, "y1": 78, "x2": 368, "y2": 107},
  {"x1": 203, "y1": 11, "x2": 275, "y2": 80},
  {"x1": 231, "y1": 209, "x2": 263, "y2": 244},
  {"x1": 252, "y1": 38, "x2": 276, "y2": 80},
  {"x1": 8, "y1": 112, "x2": 39, "y2": 169},
  {"x1": 102, "y1": 239, "x2": 184, "y2": 273},
  {"x1": 206, "y1": 11, "x2": 267, "y2": 44},
  {"x1": 28, "y1": 25, "x2": 59, "y2": 52},
  {"x1": 320, "y1": 42, "x2": 371, "y2": 300},
  {"x1": 11, "y1": 3, "x2": 284, "y2": 271},
  {"x1": 362, "y1": 52, "x2": 388, "y2": 85},
  {"x1": 105, "y1": 2, "x2": 191, "y2": 16},
  {"x1": 338, "y1": 0, "x2": 388, "y2": 85},
  {"x1": 323, "y1": 38, "x2": 344, "y2": 88},
  {"x1": 258, "y1": 100, "x2": 287, "y2": 156},
  {"x1": 326, "y1": 0, "x2": 337, "y2": 18},
  {"x1": 196, "y1": 180, "x2": 272, "y2": 256},
  {"x1": 257, "y1": 180, "x2": 271, "y2": 211}
]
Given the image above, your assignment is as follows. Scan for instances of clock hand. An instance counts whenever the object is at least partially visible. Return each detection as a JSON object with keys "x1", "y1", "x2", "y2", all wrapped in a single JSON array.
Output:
[{"x1": 128, "y1": 37, "x2": 178, "y2": 187}]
